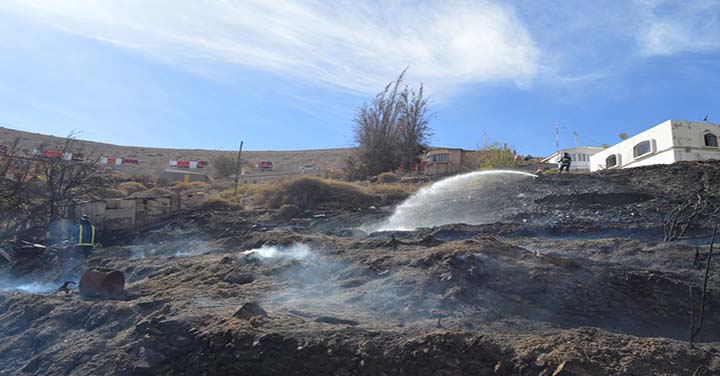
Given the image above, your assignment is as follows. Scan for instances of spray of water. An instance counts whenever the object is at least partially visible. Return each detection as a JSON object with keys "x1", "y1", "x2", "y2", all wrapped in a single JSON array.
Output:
[{"x1": 368, "y1": 170, "x2": 536, "y2": 231}]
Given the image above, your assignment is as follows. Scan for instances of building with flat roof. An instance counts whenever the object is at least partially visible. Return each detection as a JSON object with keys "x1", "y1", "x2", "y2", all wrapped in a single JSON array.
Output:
[
  {"x1": 424, "y1": 148, "x2": 481, "y2": 175},
  {"x1": 590, "y1": 119, "x2": 720, "y2": 171},
  {"x1": 541, "y1": 146, "x2": 604, "y2": 171}
]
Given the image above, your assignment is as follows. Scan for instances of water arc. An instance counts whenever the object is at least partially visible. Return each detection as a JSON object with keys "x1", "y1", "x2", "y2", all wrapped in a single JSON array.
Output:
[{"x1": 372, "y1": 170, "x2": 536, "y2": 231}]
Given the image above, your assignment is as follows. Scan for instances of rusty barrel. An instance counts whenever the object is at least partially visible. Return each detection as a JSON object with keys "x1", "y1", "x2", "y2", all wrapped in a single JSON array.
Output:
[{"x1": 79, "y1": 269, "x2": 125, "y2": 300}]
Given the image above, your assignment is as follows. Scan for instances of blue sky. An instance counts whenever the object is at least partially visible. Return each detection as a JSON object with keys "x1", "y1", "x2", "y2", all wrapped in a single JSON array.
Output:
[{"x1": 0, "y1": 1, "x2": 719, "y2": 156}]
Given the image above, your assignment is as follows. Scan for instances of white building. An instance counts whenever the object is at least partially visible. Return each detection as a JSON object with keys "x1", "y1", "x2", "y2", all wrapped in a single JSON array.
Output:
[
  {"x1": 590, "y1": 119, "x2": 720, "y2": 172},
  {"x1": 542, "y1": 146, "x2": 604, "y2": 171}
]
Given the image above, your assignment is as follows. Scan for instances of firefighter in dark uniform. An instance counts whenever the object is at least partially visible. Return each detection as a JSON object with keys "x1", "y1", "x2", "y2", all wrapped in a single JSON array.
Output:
[
  {"x1": 558, "y1": 152, "x2": 572, "y2": 173},
  {"x1": 73, "y1": 215, "x2": 96, "y2": 258}
]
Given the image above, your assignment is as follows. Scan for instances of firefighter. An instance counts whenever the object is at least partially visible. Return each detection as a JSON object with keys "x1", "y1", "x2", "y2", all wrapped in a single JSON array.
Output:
[
  {"x1": 72, "y1": 215, "x2": 96, "y2": 258},
  {"x1": 558, "y1": 153, "x2": 572, "y2": 173}
]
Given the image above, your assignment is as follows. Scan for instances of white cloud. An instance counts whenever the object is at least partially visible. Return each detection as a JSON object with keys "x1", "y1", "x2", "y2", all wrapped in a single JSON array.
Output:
[
  {"x1": 636, "y1": 0, "x2": 720, "y2": 56},
  {"x1": 1, "y1": 0, "x2": 540, "y2": 97}
]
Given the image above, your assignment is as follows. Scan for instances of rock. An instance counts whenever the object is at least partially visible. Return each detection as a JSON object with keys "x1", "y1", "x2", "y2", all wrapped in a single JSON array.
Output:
[
  {"x1": 224, "y1": 271, "x2": 255, "y2": 285},
  {"x1": 234, "y1": 302, "x2": 268, "y2": 319}
]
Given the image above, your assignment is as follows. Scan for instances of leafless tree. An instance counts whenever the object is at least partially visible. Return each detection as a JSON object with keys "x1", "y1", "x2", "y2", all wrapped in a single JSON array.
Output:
[
  {"x1": 36, "y1": 133, "x2": 105, "y2": 221},
  {"x1": 0, "y1": 134, "x2": 107, "y2": 242},
  {"x1": 689, "y1": 226, "x2": 716, "y2": 347},
  {"x1": 658, "y1": 195, "x2": 716, "y2": 241},
  {"x1": 352, "y1": 69, "x2": 431, "y2": 178},
  {"x1": 0, "y1": 138, "x2": 33, "y2": 238}
]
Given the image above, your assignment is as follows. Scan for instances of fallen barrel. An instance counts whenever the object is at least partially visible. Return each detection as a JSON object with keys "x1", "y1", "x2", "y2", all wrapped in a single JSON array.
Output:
[{"x1": 79, "y1": 268, "x2": 126, "y2": 300}]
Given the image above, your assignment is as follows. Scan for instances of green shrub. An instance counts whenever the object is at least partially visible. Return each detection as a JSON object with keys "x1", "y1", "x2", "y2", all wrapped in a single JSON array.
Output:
[
  {"x1": 478, "y1": 144, "x2": 517, "y2": 170},
  {"x1": 211, "y1": 154, "x2": 237, "y2": 178}
]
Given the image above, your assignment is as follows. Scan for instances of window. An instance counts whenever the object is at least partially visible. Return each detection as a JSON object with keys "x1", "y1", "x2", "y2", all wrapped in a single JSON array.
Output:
[
  {"x1": 429, "y1": 153, "x2": 449, "y2": 163},
  {"x1": 606, "y1": 155, "x2": 617, "y2": 168},
  {"x1": 704, "y1": 133, "x2": 718, "y2": 147},
  {"x1": 633, "y1": 141, "x2": 652, "y2": 158}
]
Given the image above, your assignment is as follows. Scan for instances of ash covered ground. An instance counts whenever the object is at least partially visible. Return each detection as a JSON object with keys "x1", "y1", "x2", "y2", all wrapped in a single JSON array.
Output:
[{"x1": 2, "y1": 161, "x2": 720, "y2": 375}]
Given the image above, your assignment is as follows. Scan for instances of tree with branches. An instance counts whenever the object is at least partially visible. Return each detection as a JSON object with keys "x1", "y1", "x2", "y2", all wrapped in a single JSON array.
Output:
[
  {"x1": 0, "y1": 133, "x2": 107, "y2": 243},
  {"x1": 352, "y1": 69, "x2": 432, "y2": 178},
  {"x1": 36, "y1": 134, "x2": 105, "y2": 221},
  {"x1": 0, "y1": 138, "x2": 34, "y2": 239}
]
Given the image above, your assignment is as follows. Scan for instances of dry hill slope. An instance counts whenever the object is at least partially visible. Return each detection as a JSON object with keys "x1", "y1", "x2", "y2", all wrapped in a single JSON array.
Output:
[{"x1": 0, "y1": 127, "x2": 352, "y2": 177}]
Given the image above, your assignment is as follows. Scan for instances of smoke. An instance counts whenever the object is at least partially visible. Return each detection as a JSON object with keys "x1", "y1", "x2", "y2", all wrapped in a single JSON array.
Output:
[
  {"x1": 127, "y1": 239, "x2": 218, "y2": 259},
  {"x1": 239, "y1": 243, "x2": 312, "y2": 262},
  {"x1": 0, "y1": 280, "x2": 57, "y2": 295},
  {"x1": 247, "y1": 242, "x2": 412, "y2": 324}
]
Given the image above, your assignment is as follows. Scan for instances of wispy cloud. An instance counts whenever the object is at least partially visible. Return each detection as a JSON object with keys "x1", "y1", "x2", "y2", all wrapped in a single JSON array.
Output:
[
  {"x1": 1, "y1": 0, "x2": 540, "y2": 98},
  {"x1": 636, "y1": 0, "x2": 720, "y2": 56}
]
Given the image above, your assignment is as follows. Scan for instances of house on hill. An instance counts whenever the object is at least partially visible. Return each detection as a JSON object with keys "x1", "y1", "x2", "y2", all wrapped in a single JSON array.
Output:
[
  {"x1": 541, "y1": 146, "x2": 604, "y2": 171},
  {"x1": 590, "y1": 119, "x2": 720, "y2": 172},
  {"x1": 424, "y1": 148, "x2": 482, "y2": 175}
]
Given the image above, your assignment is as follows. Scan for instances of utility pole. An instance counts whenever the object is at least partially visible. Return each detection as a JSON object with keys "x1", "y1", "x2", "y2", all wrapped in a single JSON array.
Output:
[
  {"x1": 554, "y1": 122, "x2": 569, "y2": 152},
  {"x1": 234, "y1": 141, "x2": 244, "y2": 196},
  {"x1": 573, "y1": 131, "x2": 579, "y2": 152},
  {"x1": 573, "y1": 131, "x2": 580, "y2": 165},
  {"x1": 483, "y1": 131, "x2": 488, "y2": 150}
]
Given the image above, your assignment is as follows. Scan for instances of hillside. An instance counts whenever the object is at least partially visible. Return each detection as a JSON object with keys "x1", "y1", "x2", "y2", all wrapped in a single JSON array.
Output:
[
  {"x1": 0, "y1": 127, "x2": 352, "y2": 178},
  {"x1": 1, "y1": 161, "x2": 720, "y2": 374}
]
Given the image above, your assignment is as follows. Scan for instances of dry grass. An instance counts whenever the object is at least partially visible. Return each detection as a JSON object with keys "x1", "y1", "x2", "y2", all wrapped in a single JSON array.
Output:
[
  {"x1": 117, "y1": 181, "x2": 148, "y2": 195},
  {"x1": 219, "y1": 184, "x2": 256, "y2": 199},
  {"x1": 197, "y1": 196, "x2": 243, "y2": 211},
  {"x1": 253, "y1": 176, "x2": 378, "y2": 209},
  {"x1": 170, "y1": 181, "x2": 209, "y2": 193},
  {"x1": 128, "y1": 187, "x2": 174, "y2": 198},
  {"x1": 95, "y1": 188, "x2": 129, "y2": 199},
  {"x1": 376, "y1": 172, "x2": 400, "y2": 183}
]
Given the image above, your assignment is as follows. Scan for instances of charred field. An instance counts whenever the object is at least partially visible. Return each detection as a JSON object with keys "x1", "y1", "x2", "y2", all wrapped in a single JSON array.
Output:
[{"x1": 2, "y1": 161, "x2": 720, "y2": 375}]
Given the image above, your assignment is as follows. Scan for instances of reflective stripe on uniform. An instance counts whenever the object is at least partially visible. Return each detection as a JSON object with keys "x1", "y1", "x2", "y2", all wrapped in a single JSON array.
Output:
[{"x1": 77, "y1": 224, "x2": 95, "y2": 246}]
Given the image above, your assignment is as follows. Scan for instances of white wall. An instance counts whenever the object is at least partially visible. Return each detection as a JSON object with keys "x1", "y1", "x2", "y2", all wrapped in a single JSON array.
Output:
[
  {"x1": 669, "y1": 120, "x2": 720, "y2": 162},
  {"x1": 545, "y1": 147, "x2": 603, "y2": 170},
  {"x1": 590, "y1": 120, "x2": 720, "y2": 171}
]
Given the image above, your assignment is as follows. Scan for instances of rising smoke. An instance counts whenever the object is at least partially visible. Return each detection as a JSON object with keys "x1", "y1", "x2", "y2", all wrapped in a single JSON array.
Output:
[
  {"x1": 0, "y1": 280, "x2": 57, "y2": 295},
  {"x1": 239, "y1": 243, "x2": 312, "y2": 262}
]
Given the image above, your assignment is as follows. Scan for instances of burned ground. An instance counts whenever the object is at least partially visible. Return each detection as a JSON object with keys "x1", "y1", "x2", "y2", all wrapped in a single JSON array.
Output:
[{"x1": 2, "y1": 161, "x2": 720, "y2": 375}]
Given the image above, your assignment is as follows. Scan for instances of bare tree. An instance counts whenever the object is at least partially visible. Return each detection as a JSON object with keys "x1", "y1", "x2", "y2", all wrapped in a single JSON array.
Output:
[
  {"x1": 36, "y1": 133, "x2": 105, "y2": 221},
  {"x1": 658, "y1": 195, "x2": 716, "y2": 241},
  {"x1": 689, "y1": 226, "x2": 716, "y2": 347},
  {"x1": 0, "y1": 138, "x2": 33, "y2": 238}
]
